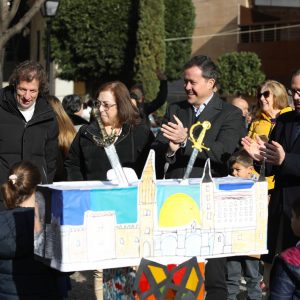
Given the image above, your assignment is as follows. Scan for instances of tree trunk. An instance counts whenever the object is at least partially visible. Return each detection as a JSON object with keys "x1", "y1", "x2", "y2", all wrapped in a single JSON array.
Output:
[
  {"x1": 0, "y1": 0, "x2": 46, "y2": 88},
  {"x1": 0, "y1": 49, "x2": 4, "y2": 88}
]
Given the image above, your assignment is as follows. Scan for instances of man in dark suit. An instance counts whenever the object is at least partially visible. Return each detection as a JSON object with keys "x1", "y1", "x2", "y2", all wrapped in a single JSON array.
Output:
[
  {"x1": 242, "y1": 69, "x2": 300, "y2": 264},
  {"x1": 153, "y1": 55, "x2": 244, "y2": 300}
]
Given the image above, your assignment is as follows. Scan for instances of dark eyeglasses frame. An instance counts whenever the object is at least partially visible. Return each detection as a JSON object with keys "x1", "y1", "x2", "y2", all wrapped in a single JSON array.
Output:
[
  {"x1": 287, "y1": 89, "x2": 300, "y2": 98},
  {"x1": 95, "y1": 100, "x2": 117, "y2": 111},
  {"x1": 257, "y1": 90, "x2": 270, "y2": 99}
]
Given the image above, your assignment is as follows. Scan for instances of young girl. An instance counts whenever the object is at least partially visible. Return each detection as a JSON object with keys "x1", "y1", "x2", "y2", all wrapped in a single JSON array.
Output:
[
  {"x1": 2, "y1": 161, "x2": 42, "y2": 231},
  {"x1": 0, "y1": 161, "x2": 63, "y2": 299}
]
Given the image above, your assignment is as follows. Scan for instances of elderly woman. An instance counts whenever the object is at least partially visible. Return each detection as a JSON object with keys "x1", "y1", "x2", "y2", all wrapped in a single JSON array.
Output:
[
  {"x1": 65, "y1": 81, "x2": 154, "y2": 181},
  {"x1": 248, "y1": 80, "x2": 292, "y2": 190},
  {"x1": 244, "y1": 80, "x2": 292, "y2": 291},
  {"x1": 65, "y1": 81, "x2": 154, "y2": 299},
  {"x1": 248, "y1": 80, "x2": 292, "y2": 141}
]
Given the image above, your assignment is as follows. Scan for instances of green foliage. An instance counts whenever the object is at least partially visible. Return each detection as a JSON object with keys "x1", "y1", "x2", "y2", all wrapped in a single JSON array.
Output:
[
  {"x1": 217, "y1": 52, "x2": 266, "y2": 97},
  {"x1": 51, "y1": 0, "x2": 194, "y2": 96},
  {"x1": 51, "y1": 0, "x2": 138, "y2": 92},
  {"x1": 134, "y1": 0, "x2": 166, "y2": 100},
  {"x1": 164, "y1": 0, "x2": 195, "y2": 81}
]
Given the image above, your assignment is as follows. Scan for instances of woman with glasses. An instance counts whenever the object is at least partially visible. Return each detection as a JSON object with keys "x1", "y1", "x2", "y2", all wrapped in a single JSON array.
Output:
[
  {"x1": 65, "y1": 81, "x2": 154, "y2": 181},
  {"x1": 246, "y1": 80, "x2": 292, "y2": 292},
  {"x1": 247, "y1": 80, "x2": 292, "y2": 187},
  {"x1": 65, "y1": 81, "x2": 154, "y2": 299},
  {"x1": 248, "y1": 80, "x2": 292, "y2": 142}
]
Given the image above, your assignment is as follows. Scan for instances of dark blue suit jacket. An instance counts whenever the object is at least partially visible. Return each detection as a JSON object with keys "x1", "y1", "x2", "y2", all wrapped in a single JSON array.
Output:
[{"x1": 152, "y1": 93, "x2": 244, "y2": 179}]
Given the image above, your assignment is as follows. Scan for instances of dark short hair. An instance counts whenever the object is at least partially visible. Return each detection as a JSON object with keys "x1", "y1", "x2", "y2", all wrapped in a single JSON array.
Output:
[
  {"x1": 9, "y1": 60, "x2": 48, "y2": 95},
  {"x1": 96, "y1": 81, "x2": 140, "y2": 126},
  {"x1": 229, "y1": 149, "x2": 253, "y2": 168},
  {"x1": 130, "y1": 83, "x2": 145, "y2": 101},
  {"x1": 291, "y1": 68, "x2": 300, "y2": 82},
  {"x1": 184, "y1": 55, "x2": 218, "y2": 85},
  {"x1": 62, "y1": 94, "x2": 83, "y2": 114},
  {"x1": 292, "y1": 199, "x2": 300, "y2": 218},
  {"x1": 130, "y1": 92, "x2": 139, "y2": 102}
]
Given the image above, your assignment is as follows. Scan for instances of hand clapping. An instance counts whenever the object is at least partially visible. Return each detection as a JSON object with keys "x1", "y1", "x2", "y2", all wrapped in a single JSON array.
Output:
[
  {"x1": 241, "y1": 136, "x2": 285, "y2": 165},
  {"x1": 161, "y1": 115, "x2": 188, "y2": 152}
]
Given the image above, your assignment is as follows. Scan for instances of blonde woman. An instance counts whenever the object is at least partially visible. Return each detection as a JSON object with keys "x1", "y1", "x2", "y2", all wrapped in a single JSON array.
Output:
[
  {"x1": 248, "y1": 80, "x2": 292, "y2": 141},
  {"x1": 47, "y1": 95, "x2": 76, "y2": 181},
  {"x1": 248, "y1": 80, "x2": 292, "y2": 190},
  {"x1": 246, "y1": 80, "x2": 292, "y2": 291}
]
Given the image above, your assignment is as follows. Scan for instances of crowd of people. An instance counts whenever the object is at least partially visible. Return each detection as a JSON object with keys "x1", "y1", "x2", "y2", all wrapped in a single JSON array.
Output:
[{"x1": 0, "y1": 56, "x2": 299, "y2": 300}]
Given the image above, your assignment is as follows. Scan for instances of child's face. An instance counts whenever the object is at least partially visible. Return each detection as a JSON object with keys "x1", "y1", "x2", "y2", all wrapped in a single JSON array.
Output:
[
  {"x1": 291, "y1": 210, "x2": 300, "y2": 237},
  {"x1": 231, "y1": 162, "x2": 253, "y2": 179}
]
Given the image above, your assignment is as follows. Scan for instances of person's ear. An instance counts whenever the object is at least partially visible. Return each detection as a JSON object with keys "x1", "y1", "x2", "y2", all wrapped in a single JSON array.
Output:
[{"x1": 207, "y1": 78, "x2": 215, "y2": 90}]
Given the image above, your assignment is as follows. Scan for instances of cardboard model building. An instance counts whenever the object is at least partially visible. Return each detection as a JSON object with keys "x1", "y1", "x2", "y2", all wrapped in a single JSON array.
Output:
[{"x1": 36, "y1": 150, "x2": 268, "y2": 272}]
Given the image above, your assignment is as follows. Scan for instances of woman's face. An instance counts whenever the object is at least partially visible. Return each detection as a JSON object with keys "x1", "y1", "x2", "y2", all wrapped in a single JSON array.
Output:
[
  {"x1": 97, "y1": 90, "x2": 119, "y2": 127},
  {"x1": 258, "y1": 86, "x2": 275, "y2": 114}
]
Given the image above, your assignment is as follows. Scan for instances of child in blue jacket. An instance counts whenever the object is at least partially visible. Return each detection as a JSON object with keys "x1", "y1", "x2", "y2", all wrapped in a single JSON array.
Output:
[{"x1": 269, "y1": 199, "x2": 300, "y2": 299}]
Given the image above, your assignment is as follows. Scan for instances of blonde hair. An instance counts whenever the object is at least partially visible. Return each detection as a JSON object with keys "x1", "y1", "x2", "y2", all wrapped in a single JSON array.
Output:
[
  {"x1": 47, "y1": 95, "x2": 76, "y2": 156},
  {"x1": 1, "y1": 161, "x2": 41, "y2": 209},
  {"x1": 256, "y1": 80, "x2": 289, "y2": 117}
]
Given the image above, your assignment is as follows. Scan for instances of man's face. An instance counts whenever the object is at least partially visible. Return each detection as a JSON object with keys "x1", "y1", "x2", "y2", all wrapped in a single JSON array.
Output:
[
  {"x1": 291, "y1": 74, "x2": 300, "y2": 113},
  {"x1": 232, "y1": 97, "x2": 249, "y2": 117},
  {"x1": 184, "y1": 66, "x2": 215, "y2": 108},
  {"x1": 16, "y1": 79, "x2": 39, "y2": 109},
  {"x1": 130, "y1": 88, "x2": 144, "y2": 104}
]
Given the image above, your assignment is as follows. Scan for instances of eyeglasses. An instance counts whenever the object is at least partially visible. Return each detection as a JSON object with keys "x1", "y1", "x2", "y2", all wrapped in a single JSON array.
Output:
[
  {"x1": 257, "y1": 90, "x2": 270, "y2": 99},
  {"x1": 287, "y1": 89, "x2": 300, "y2": 98},
  {"x1": 95, "y1": 100, "x2": 117, "y2": 111}
]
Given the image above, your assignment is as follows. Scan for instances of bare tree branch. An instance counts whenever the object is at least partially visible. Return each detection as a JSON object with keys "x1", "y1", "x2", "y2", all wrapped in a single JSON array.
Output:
[
  {"x1": 0, "y1": 0, "x2": 46, "y2": 87},
  {"x1": 5, "y1": 0, "x2": 21, "y2": 29},
  {"x1": 0, "y1": 0, "x2": 45, "y2": 48}
]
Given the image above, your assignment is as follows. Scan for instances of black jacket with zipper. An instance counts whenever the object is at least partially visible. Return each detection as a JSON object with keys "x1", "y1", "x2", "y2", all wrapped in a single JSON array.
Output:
[
  {"x1": 65, "y1": 121, "x2": 154, "y2": 181},
  {"x1": 0, "y1": 207, "x2": 61, "y2": 299},
  {"x1": 0, "y1": 85, "x2": 58, "y2": 187}
]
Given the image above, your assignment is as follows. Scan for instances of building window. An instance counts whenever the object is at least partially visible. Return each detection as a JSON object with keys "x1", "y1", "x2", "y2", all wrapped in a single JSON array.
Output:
[{"x1": 239, "y1": 23, "x2": 300, "y2": 43}]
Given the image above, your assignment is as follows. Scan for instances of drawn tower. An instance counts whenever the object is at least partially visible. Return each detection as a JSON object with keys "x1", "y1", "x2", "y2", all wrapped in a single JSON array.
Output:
[
  {"x1": 199, "y1": 159, "x2": 215, "y2": 230},
  {"x1": 138, "y1": 150, "x2": 157, "y2": 257}
]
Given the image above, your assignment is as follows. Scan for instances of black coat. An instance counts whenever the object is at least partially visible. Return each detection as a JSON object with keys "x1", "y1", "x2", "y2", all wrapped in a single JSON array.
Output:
[
  {"x1": 152, "y1": 94, "x2": 244, "y2": 179},
  {"x1": 65, "y1": 121, "x2": 154, "y2": 181},
  {"x1": 266, "y1": 111, "x2": 300, "y2": 216},
  {"x1": 0, "y1": 208, "x2": 60, "y2": 299},
  {"x1": 263, "y1": 111, "x2": 300, "y2": 261},
  {"x1": 68, "y1": 114, "x2": 89, "y2": 127},
  {"x1": 0, "y1": 86, "x2": 58, "y2": 185}
]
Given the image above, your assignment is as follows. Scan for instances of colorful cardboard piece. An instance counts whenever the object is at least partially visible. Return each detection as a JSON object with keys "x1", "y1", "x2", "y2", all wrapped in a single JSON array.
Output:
[
  {"x1": 134, "y1": 257, "x2": 205, "y2": 300},
  {"x1": 35, "y1": 150, "x2": 268, "y2": 271}
]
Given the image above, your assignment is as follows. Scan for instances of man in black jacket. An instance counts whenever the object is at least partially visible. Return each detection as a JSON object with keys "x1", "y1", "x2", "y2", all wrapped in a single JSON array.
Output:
[
  {"x1": 153, "y1": 55, "x2": 244, "y2": 300},
  {"x1": 0, "y1": 61, "x2": 58, "y2": 209}
]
